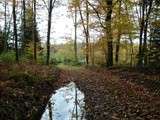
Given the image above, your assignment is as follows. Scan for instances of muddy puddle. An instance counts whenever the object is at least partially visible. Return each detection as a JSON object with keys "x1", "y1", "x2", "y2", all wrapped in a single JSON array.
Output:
[{"x1": 41, "y1": 82, "x2": 85, "y2": 120}]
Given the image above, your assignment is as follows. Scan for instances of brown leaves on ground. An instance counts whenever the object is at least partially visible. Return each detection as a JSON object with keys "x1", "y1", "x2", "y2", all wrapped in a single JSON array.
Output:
[
  {"x1": 59, "y1": 68, "x2": 160, "y2": 120},
  {"x1": 0, "y1": 63, "x2": 59, "y2": 120},
  {"x1": 0, "y1": 64, "x2": 160, "y2": 120}
]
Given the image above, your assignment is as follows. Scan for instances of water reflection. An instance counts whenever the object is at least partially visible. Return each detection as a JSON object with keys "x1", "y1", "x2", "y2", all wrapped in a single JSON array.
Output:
[{"x1": 41, "y1": 82, "x2": 85, "y2": 120}]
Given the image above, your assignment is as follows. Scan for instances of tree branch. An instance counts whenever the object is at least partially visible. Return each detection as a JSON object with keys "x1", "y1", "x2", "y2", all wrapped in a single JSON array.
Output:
[
  {"x1": 41, "y1": 0, "x2": 49, "y2": 11},
  {"x1": 86, "y1": 0, "x2": 106, "y2": 29},
  {"x1": 51, "y1": 0, "x2": 56, "y2": 10},
  {"x1": 78, "y1": 2, "x2": 87, "y2": 36}
]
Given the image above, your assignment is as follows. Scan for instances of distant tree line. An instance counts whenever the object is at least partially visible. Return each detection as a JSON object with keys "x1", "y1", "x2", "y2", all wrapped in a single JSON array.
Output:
[{"x1": 0, "y1": 0, "x2": 159, "y2": 68}]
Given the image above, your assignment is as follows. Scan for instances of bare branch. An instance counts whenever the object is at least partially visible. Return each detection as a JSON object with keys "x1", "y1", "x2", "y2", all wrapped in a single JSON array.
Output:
[
  {"x1": 78, "y1": 2, "x2": 87, "y2": 36},
  {"x1": 52, "y1": 0, "x2": 56, "y2": 8},
  {"x1": 41, "y1": 0, "x2": 49, "y2": 11},
  {"x1": 86, "y1": 0, "x2": 106, "y2": 29}
]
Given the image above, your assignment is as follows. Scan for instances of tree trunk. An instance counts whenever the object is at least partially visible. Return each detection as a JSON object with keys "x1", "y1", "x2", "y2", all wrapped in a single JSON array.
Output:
[
  {"x1": 143, "y1": 19, "x2": 148, "y2": 65},
  {"x1": 129, "y1": 34, "x2": 134, "y2": 67},
  {"x1": 106, "y1": 0, "x2": 113, "y2": 67},
  {"x1": 13, "y1": 0, "x2": 19, "y2": 62},
  {"x1": 86, "y1": 0, "x2": 89, "y2": 65},
  {"x1": 46, "y1": 0, "x2": 53, "y2": 65},
  {"x1": 138, "y1": 0, "x2": 153, "y2": 66},
  {"x1": 33, "y1": 0, "x2": 37, "y2": 61},
  {"x1": 138, "y1": 0, "x2": 145, "y2": 66},
  {"x1": 4, "y1": 1, "x2": 7, "y2": 51},
  {"x1": 91, "y1": 42, "x2": 95, "y2": 66},
  {"x1": 115, "y1": 0, "x2": 122, "y2": 64},
  {"x1": 74, "y1": 6, "x2": 78, "y2": 63},
  {"x1": 22, "y1": 0, "x2": 26, "y2": 53},
  {"x1": 78, "y1": 1, "x2": 90, "y2": 65},
  {"x1": 143, "y1": 0, "x2": 153, "y2": 65}
]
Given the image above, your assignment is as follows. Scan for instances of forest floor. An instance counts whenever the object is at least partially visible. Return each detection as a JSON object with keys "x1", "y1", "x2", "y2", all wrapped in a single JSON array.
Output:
[
  {"x1": 58, "y1": 67, "x2": 160, "y2": 120},
  {"x1": 0, "y1": 63, "x2": 160, "y2": 120},
  {"x1": 0, "y1": 63, "x2": 60, "y2": 120}
]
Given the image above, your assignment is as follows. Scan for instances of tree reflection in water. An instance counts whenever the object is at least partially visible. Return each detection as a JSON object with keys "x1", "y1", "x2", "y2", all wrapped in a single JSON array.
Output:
[{"x1": 41, "y1": 82, "x2": 85, "y2": 120}]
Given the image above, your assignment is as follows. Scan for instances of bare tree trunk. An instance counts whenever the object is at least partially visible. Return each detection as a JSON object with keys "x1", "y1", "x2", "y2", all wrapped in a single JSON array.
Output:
[
  {"x1": 33, "y1": 0, "x2": 37, "y2": 61},
  {"x1": 143, "y1": 0, "x2": 153, "y2": 65},
  {"x1": 91, "y1": 42, "x2": 95, "y2": 66},
  {"x1": 115, "y1": 0, "x2": 122, "y2": 64},
  {"x1": 74, "y1": 6, "x2": 78, "y2": 63},
  {"x1": 143, "y1": 20, "x2": 148, "y2": 65},
  {"x1": 46, "y1": 0, "x2": 55, "y2": 65},
  {"x1": 22, "y1": 0, "x2": 26, "y2": 37},
  {"x1": 46, "y1": 9, "x2": 52, "y2": 65},
  {"x1": 21, "y1": 0, "x2": 26, "y2": 53},
  {"x1": 138, "y1": 0, "x2": 153, "y2": 66},
  {"x1": 86, "y1": 0, "x2": 89, "y2": 65},
  {"x1": 115, "y1": 34, "x2": 120, "y2": 64},
  {"x1": 106, "y1": 0, "x2": 113, "y2": 67},
  {"x1": 4, "y1": 1, "x2": 7, "y2": 51},
  {"x1": 129, "y1": 34, "x2": 134, "y2": 67},
  {"x1": 78, "y1": 1, "x2": 90, "y2": 65},
  {"x1": 138, "y1": 0, "x2": 145, "y2": 66},
  {"x1": 13, "y1": 0, "x2": 19, "y2": 62}
]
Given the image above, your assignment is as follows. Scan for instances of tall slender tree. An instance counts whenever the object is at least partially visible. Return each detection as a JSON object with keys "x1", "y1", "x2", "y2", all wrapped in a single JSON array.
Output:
[
  {"x1": 115, "y1": 0, "x2": 122, "y2": 64},
  {"x1": 21, "y1": 0, "x2": 26, "y2": 53},
  {"x1": 142, "y1": 0, "x2": 153, "y2": 65},
  {"x1": 13, "y1": 0, "x2": 19, "y2": 62},
  {"x1": 4, "y1": 0, "x2": 7, "y2": 51},
  {"x1": 106, "y1": 0, "x2": 113, "y2": 67},
  {"x1": 74, "y1": 2, "x2": 78, "y2": 63},
  {"x1": 78, "y1": 0, "x2": 90, "y2": 65},
  {"x1": 138, "y1": 0, "x2": 145, "y2": 66},
  {"x1": 32, "y1": 0, "x2": 37, "y2": 61},
  {"x1": 85, "y1": 0, "x2": 89, "y2": 65},
  {"x1": 87, "y1": 0, "x2": 113, "y2": 67},
  {"x1": 42, "y1": 0, "x2": 56, "y2": 65},
  {"x1": 138, "y1": 0, "x2": 154, "y2": 66}
]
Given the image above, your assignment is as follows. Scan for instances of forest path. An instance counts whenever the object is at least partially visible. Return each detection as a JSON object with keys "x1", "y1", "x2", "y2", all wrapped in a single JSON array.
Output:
[{"x1": 56, "y1": 68, "x2": 160, "y2": 120}]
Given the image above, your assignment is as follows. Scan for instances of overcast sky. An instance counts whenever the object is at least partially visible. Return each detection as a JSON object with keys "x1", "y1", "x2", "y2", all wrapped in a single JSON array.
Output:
[
  {"x1": 0, "y1": 0, "x2": 136, "y2": 45},
  {"x1": 37, "y1": 0, "x2": 78, "y2": 44},
  {"x1": 0, "y1": 0, "x2": 85, "y2": 44}
]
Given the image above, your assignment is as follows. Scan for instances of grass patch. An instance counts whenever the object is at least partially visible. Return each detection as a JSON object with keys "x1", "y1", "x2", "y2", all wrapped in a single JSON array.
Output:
[{"x1": 0, "y1": 51, "x2": 15, "y2": 63}]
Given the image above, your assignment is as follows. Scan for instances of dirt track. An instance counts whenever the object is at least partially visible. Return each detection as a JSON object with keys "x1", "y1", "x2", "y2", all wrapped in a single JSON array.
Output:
[
  {"x1": 0, "y1": 64, "x2": 160, "y2": 120},
  {"x1": 57, "y1": 68, "x2": 160, "y2": 120}
]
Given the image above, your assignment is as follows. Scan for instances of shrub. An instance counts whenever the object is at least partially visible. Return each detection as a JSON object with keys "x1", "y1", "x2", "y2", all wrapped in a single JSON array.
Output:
[{"x1": 0, "y1": 51, "x2": 15, "y2": 63}]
